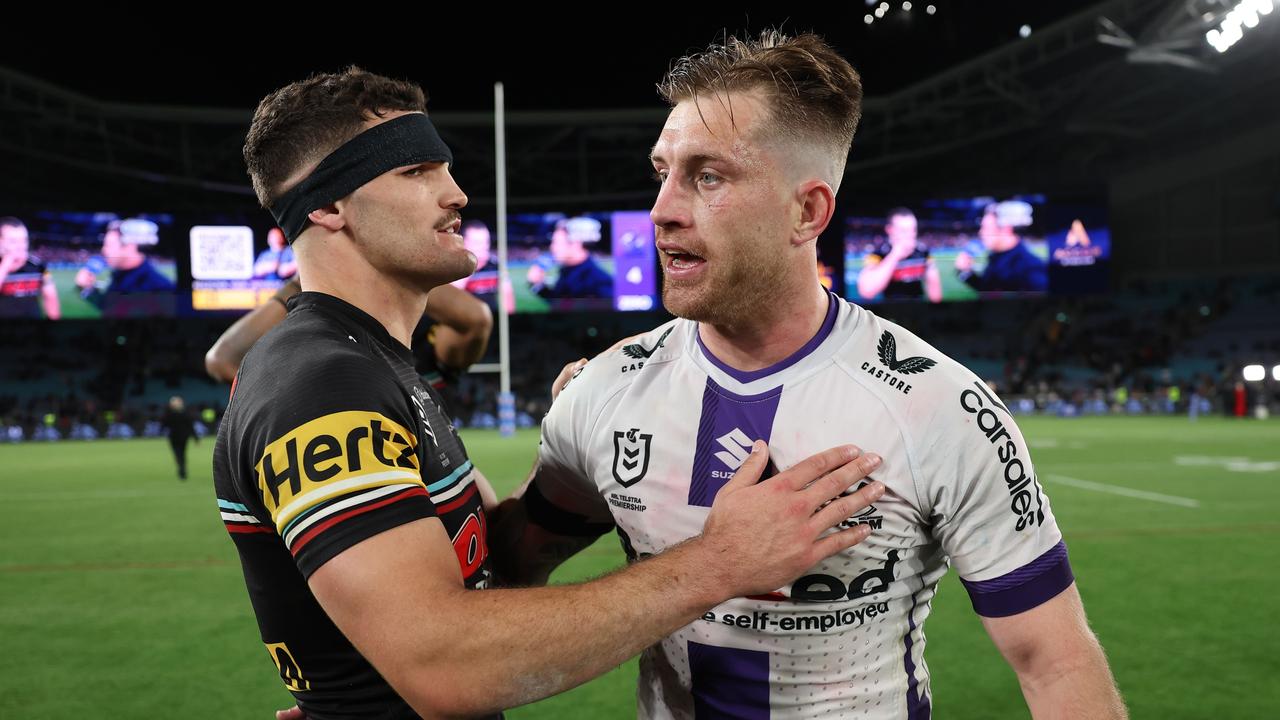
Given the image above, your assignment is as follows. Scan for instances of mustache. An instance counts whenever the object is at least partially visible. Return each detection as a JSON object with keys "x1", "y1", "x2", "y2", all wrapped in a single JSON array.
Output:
[
  {"x1": 434, "y1": 211, "x2": 462, "y2": 231},
  {"x1": 654, "y1": 228, "x2": 707, "y2": 257}
]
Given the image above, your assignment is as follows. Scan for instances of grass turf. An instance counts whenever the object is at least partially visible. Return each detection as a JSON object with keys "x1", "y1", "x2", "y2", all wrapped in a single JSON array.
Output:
[{"x1": 1, "y1": 415, "x2": 1276, "y2": 718}]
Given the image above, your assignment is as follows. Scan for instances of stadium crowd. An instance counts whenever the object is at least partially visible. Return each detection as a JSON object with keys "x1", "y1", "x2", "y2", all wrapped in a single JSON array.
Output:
[{"x1": 2, "y1": 277, "x2": 1277, "y2": 442}]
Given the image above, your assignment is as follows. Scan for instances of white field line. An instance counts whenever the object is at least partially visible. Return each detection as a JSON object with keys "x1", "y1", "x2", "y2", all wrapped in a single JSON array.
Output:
[{"x1": 1043, "y1": 474, "x2": 1200, "y2": 508}]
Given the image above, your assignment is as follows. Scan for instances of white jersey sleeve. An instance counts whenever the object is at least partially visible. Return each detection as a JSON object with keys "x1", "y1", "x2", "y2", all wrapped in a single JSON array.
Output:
[
  {"x1": 528, "y1": 334, "x2": 648, "y2": 534},
  {"x1": 912, "y1": 368, "x2": 1072, "y2": 618}
]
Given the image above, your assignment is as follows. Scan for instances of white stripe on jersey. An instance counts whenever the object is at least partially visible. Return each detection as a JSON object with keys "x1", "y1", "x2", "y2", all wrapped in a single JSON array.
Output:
[
  {"x1": 272, "y1": 470, "x2": 421, "y2": 531},
  {"x1": 426, "y1": 471, "x2": 475, "y2": 504},
  {"x1": 282, "y1": 482, "x2": 423, "y2": 548}
]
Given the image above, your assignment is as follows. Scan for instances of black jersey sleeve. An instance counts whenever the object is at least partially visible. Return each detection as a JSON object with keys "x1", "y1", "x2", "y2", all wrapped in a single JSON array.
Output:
[{"x1": 235, "y1": 344, "x2": 438, "y2": 578}]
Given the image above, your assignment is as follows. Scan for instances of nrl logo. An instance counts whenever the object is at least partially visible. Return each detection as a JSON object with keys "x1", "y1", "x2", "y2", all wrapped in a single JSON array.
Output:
[
  {"x1": 876, "y1": 331, "x2": 936, "y2": 375},
  {"x1": 612, "y1": 428, "x2": 653, "y2": 487}
]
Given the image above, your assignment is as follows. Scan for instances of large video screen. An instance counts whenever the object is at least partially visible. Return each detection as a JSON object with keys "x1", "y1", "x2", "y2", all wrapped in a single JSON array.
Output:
[
  {"x1": 492, "y1": 210, "x2": 658, "y2": 313},
  {"x1": 0, "y1": 211, "x2": 178, "y2": 319},
  {"x1": 843, "y1": 196, "x2": 1110, "y2": 304}
]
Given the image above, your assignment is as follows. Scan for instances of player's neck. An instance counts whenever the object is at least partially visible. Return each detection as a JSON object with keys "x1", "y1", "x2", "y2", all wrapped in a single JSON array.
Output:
[
  {"x1": 301, "y1": 263, "x2": 428, "y2": 350},
  {"x1": 698, "y1": 282, "x2": 830, "y2": 374}
]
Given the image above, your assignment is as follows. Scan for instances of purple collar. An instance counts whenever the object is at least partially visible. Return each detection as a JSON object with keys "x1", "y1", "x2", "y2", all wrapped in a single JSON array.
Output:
[{"x1": 696, "y1": 292, "x2": 840, "y2": 384}]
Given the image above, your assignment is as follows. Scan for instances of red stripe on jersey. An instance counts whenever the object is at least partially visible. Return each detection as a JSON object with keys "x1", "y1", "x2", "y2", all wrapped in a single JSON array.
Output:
[
  {"x1": 432, "y1": 483, "x2": 478, "y2": 515},
  {"x1": 226, "y1": 524, "x2": 275, "y2": 535},
  {"x1": 289, "y1": 486, "x2": 430, "y2": 556}
]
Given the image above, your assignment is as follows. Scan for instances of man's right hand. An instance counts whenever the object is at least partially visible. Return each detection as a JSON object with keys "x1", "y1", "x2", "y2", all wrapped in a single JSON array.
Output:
[
  {"x1": 697, "y1": 442, "x2": 884, "y2": 598},
  {"x1": 888, "y1": 236, "x2": 916, "y2": 260},
  {"x1": 0, "y1": 253, "x2": 22, "y2": 275},
  {"x1": 74, "y1": 268, "x2": 96, "y2": 290},
  {"x1": 954, "y1": 252, "x2": 973, "y2": 273}
]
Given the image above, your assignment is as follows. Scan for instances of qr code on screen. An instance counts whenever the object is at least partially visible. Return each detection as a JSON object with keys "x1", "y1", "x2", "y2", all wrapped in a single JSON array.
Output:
[{"x1": 190, "y1": 226, "x2": 255, "y2": 280}]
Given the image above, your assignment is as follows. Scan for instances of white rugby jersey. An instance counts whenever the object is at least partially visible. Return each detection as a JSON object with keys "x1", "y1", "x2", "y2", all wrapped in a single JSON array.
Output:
[{"x1": 533, "y1": 292, "x2": 1073, "y2": 720}]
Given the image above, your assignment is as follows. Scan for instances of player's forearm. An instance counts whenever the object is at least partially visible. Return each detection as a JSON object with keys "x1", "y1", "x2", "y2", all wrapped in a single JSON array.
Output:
[
  {"x1": 204, "y1": 300, "x2": 289, "y2": 382},
  {"x1": 1018, "y1": 640, "x2": 1126, "y2": 720},
  {"x1": 402, "y1": 540, "x2": 722, "y2": 716},
  {"x1": 426, "y1": 284, "x2": 492, "y2": 336},
  {"x1": 856, "y1": 259, "x2": 897, "y2": 299},
  {"x1": 432, "y1": 321, "x2": 490, "y2": 371},
  {"x1": 42, "y1": 283, "x2": 61, "y2": 319},
  {"x1": 487, "y1": 495, "x2": 601, "y2": 586},
  {"x1": 426, "y1": 285, "x2": 493, "y2": 369},
  {"x1": 925, "y1": 267, "x2": 943, "y2": 303}
]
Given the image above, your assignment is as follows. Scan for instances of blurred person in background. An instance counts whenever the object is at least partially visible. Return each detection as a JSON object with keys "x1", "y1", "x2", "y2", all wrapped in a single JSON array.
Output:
[
  {"x1": 955, "y1": 201, "x2": 1048, "y2": 293},
  {"x1": 75, "y1": 218, "x2": 175, "y2": 307},
  {"x1": 451, "y1": 220, "x2": 514, "y2": 314},
  {"x1": 527, "y1": 216, "x2": 613, "y2": 299},
  {"x1": 855, "y1": 207, "x2": 943, "y2": 303},
  {"x1": 161, "y1": 395, "x2": 196, "y2": 480},
  {"x1": 252, "y1": 227, "x2": 298, "y2": 280},
  {"x1": 0, "y1": 217, "x2": 61, "y2": 319}
]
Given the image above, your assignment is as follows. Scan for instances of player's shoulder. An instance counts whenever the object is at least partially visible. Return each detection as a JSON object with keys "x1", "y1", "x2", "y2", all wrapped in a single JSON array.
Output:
[
  {"x1": 238, "y1": 309, "x2": 404, "y2": 415},
  {"x1": 257, "y1": 307, "x2": 370, "y2": 366},
  {"x1": 555, "y1": 318, "x2": 688, "y2": 404},
  {"x1": 833, "y1": 302, "x2": 1000, "y2": 428}
]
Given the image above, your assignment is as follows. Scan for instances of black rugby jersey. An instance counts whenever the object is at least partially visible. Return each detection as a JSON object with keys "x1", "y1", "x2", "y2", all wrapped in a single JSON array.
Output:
[
  {"x1": 862, "y1": 239, "x2": 932, "y2": 300},
  {"x1": 213, "y1": 292, "x2": 493, "y2": 720},
  {"x1": 0, "y1": 256, "x2": 50, "y2": 318}
]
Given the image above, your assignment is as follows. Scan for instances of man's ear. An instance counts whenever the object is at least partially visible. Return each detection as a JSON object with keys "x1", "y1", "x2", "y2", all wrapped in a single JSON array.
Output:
[
  {"x1": 307, "y1": 205, "x2": 345, "y2": 233},
  {"x1": 793, "y1": 180, "x2": 835, "y2": 246}
]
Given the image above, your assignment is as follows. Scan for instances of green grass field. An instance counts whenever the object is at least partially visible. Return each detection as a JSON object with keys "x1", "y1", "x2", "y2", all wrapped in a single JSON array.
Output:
[{"x1": 2, "y1": 416, "x2": 1277, "y2": 719}]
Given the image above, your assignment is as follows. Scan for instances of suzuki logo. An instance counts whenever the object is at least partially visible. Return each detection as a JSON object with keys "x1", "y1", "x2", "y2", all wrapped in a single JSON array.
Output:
[{"x1": 714, "y1": 428, "x2": 755, "y2": 470}]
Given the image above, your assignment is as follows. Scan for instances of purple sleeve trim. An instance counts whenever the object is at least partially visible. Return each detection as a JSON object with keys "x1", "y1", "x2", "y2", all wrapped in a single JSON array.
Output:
[{"x1": 961, "y1": 541, "x2": 1074, "y2": 618}]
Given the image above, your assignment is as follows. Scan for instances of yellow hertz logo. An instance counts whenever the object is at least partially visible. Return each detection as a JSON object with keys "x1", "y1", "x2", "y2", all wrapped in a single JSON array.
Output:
[
  {"x1": 256, "y1": 411, "x2": 420, "y2": 523},
  {"x1": 265, "y1": 642, "x2": 311, "y2": 692}
]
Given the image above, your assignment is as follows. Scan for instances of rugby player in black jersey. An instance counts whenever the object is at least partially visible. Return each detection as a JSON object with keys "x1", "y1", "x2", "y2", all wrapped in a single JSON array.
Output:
[{"x1": 0, "y1": 217, "x2": 61, "y2": 319}]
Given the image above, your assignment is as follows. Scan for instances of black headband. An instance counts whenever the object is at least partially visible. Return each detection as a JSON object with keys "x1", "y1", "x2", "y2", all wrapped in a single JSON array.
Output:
[{"x1": 268, "y1": 113, "x2": 453, "y2": 243}]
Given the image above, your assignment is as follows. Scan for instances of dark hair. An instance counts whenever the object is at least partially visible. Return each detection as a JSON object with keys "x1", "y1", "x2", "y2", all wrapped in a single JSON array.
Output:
[
  {"x1": 244, "y1": 66, "x2": 427, "y2": 208},
  {"x1": 0, "y1": 216, "x2": 27, "y2": 231},
  {"x1": 657, "y1": 30, "x2": 863, "y2": 165}
]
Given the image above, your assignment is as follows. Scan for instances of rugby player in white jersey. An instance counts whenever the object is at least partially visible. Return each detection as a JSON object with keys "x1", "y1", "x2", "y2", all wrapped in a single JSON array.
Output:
[{"x1": 493, "y1": 31, "x2": 1127, "y2": 720}]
